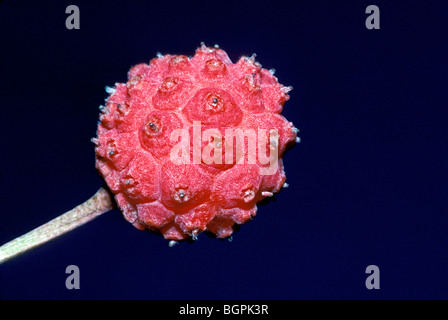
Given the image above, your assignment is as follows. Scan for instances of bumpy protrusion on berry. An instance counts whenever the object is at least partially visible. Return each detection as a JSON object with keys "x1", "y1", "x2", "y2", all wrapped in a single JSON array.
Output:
[
  {"x1": 94, "y1": 44, "x2": 298, "y2": 241},
  {"x1": 182, "y1": 88, "x2": 243, "y2": 126},
  {"x1": 139, "y1": 110, "x2": 184, "y2": 158}
]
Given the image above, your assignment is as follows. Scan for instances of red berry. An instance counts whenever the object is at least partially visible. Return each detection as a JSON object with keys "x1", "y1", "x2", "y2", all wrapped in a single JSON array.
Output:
[{"x1": 95, "y1": 44, "x2": 298, "y2": 241}]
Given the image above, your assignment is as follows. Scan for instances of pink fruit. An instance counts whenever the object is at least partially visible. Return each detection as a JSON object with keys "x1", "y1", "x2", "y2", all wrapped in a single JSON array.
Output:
[{"x1": 94, "y1": 44, "x2": 298, "y2": 241}]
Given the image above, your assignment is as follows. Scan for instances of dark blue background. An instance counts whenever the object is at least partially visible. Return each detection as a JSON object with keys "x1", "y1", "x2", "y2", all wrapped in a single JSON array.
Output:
[{"x1": 0, "y1": 0, "x2": 447, "y2": 299}]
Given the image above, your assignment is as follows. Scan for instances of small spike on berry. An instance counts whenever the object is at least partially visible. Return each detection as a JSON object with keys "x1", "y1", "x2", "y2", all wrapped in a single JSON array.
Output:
[
  {"x1": 168, "y1": 240, "x2": 178, "y2": 247},
  {"x1": 105, "y1": 86, "x2": 115, "y2": 94}
]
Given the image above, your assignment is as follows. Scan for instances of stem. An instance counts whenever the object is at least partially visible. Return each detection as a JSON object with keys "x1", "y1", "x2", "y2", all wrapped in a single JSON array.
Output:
[{"x1": 0, "y1": 187, "x2": 115, "y2": 264}]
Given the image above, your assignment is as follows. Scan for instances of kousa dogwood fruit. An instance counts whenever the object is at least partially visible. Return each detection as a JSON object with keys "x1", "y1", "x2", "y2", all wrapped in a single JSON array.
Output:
[{"x1": 93, "y1": 44, "x2": 298, "y2": 241}]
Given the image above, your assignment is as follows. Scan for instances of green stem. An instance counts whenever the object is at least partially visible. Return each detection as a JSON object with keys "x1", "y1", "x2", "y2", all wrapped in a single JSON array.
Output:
[{"x1": 0, "y1": 187, "x2": 115, "y2": 264}]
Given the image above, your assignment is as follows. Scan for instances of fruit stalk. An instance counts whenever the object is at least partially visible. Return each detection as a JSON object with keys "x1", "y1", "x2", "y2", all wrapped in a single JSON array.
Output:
[{"x1": 0, "y1": 187, "x2": 114, "y2": 264}]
